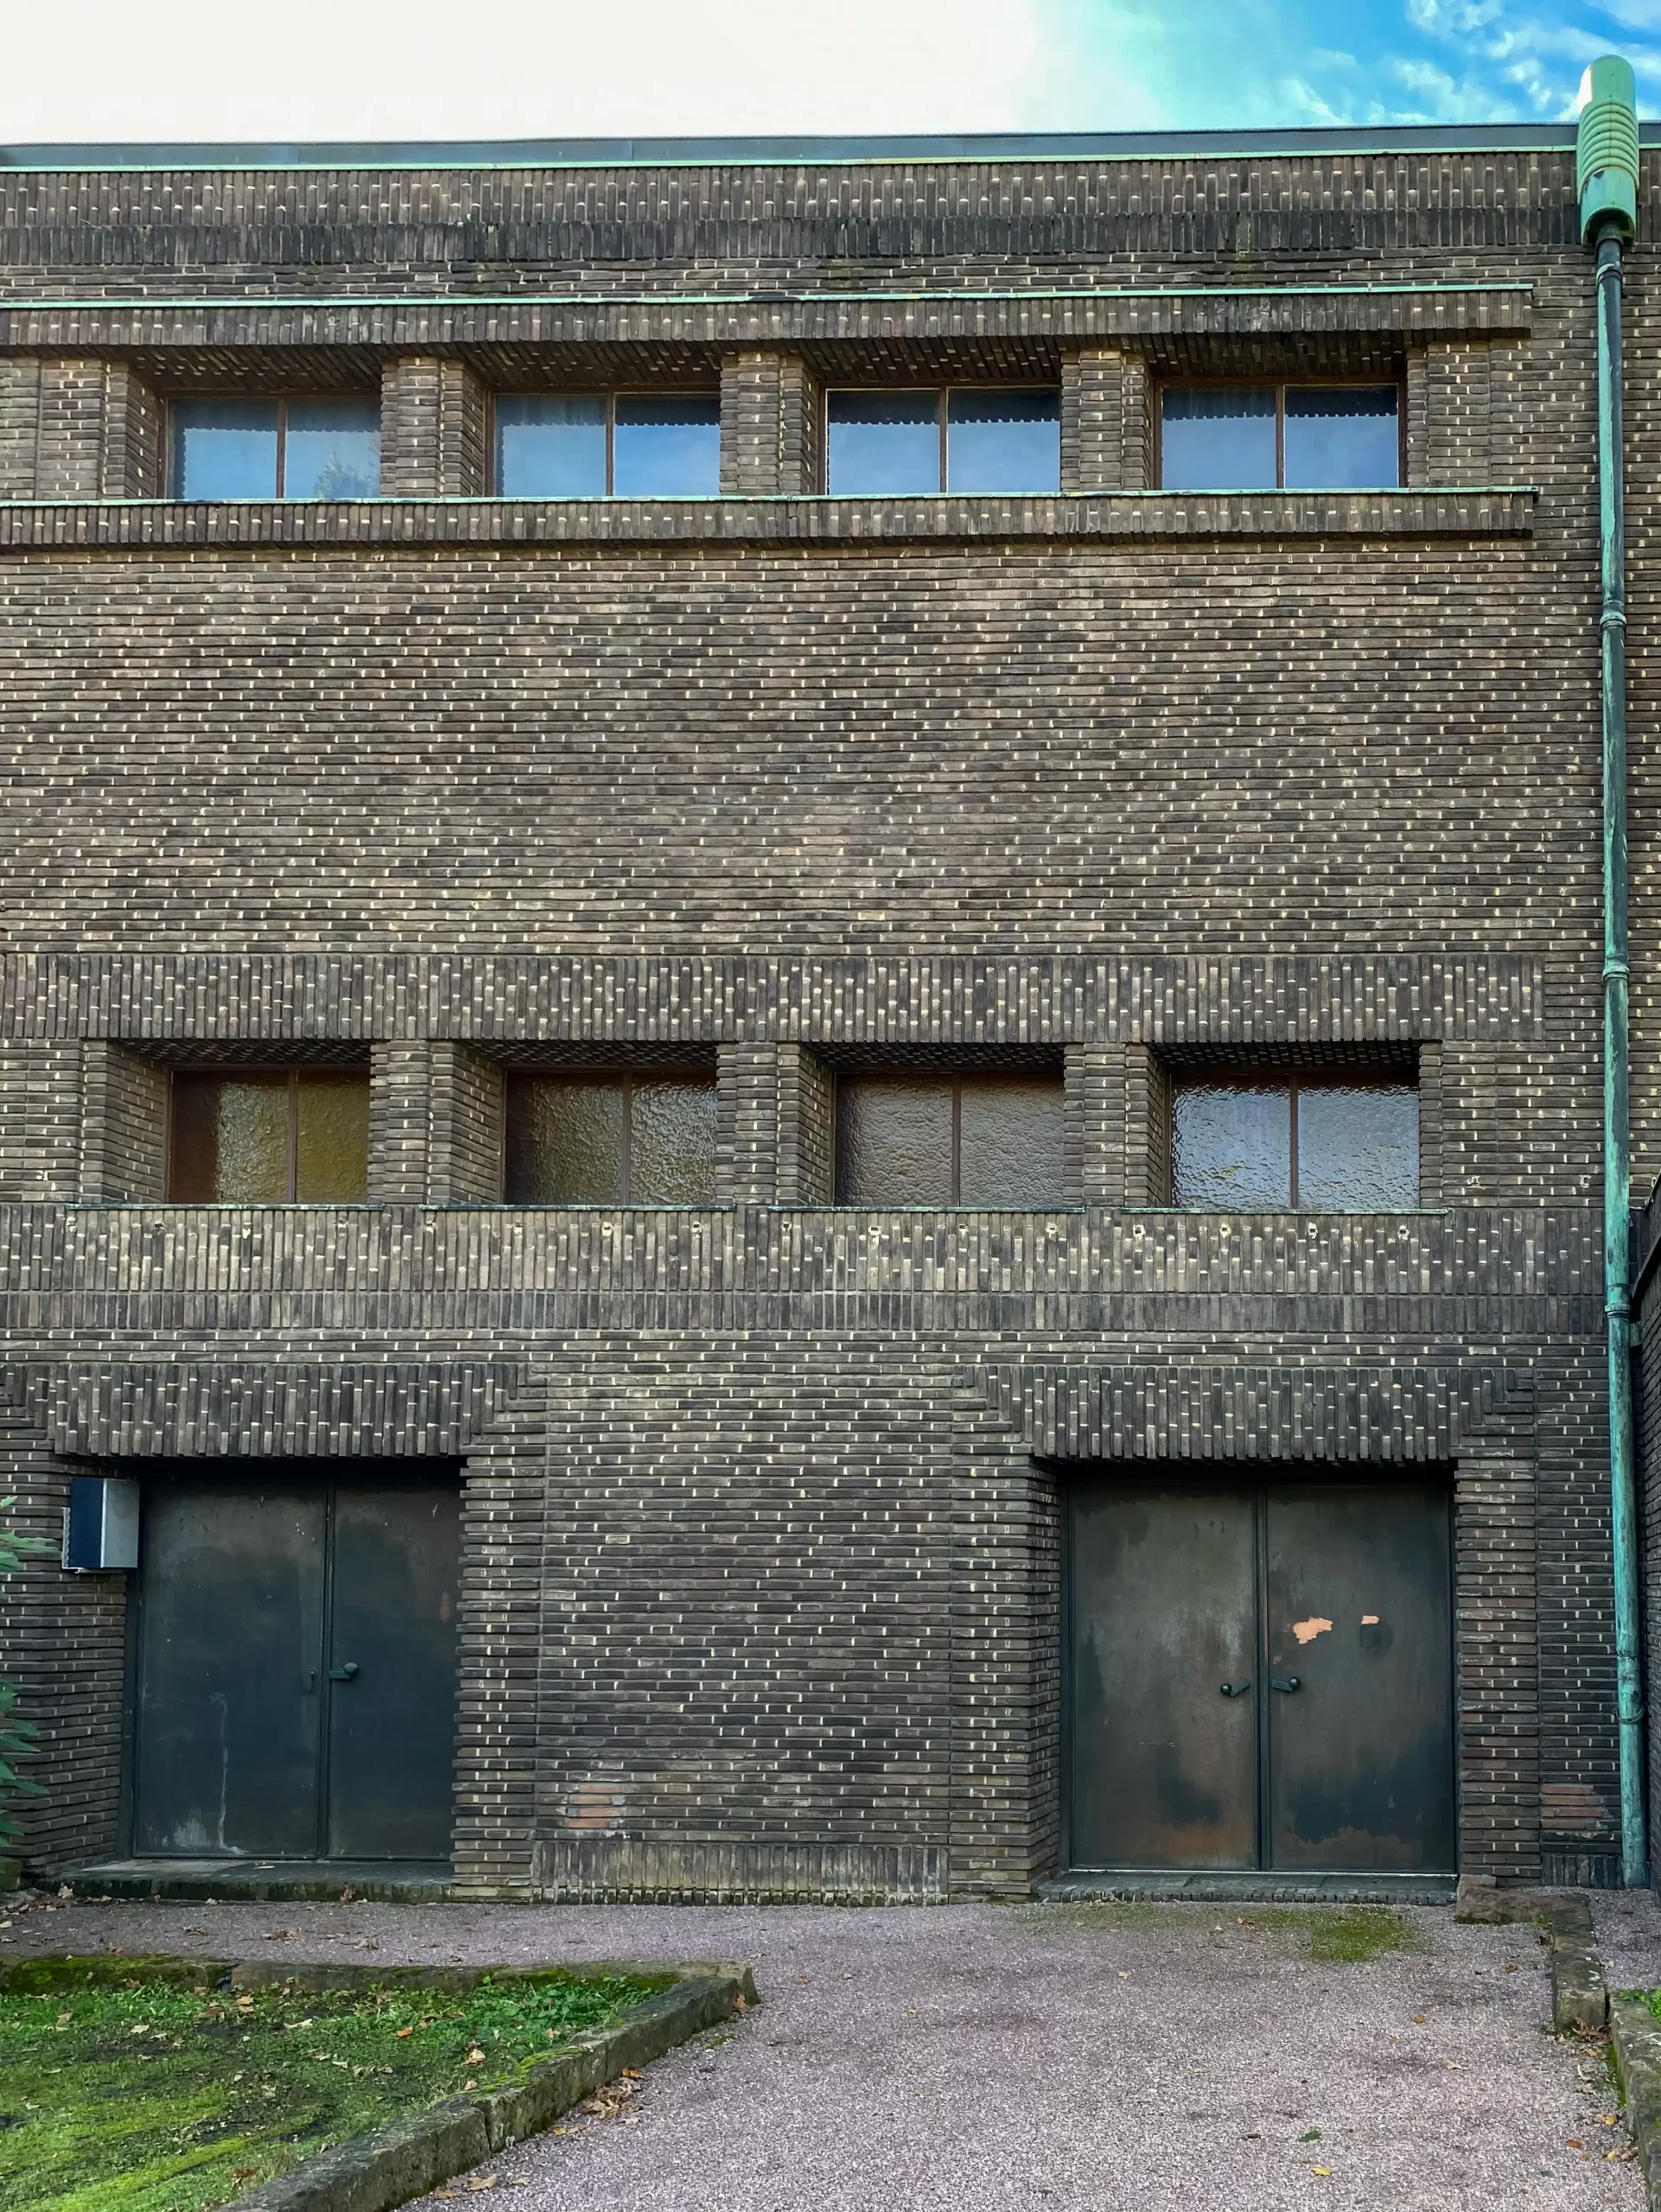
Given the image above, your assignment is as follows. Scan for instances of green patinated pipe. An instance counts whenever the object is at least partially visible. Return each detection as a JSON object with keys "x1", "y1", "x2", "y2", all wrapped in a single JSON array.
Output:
[{"x1": 1582, "y1": 54, "x2": 1646, "y2": 1888}]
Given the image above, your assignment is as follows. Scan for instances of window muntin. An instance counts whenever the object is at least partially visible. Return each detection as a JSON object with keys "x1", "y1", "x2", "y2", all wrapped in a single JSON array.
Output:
[
  {"x1": 825, "y1": 389, "x2": 1061, "y2": 496},
  {"x1": 170, "y1": 397, "x2": 380, "y2": 499},
  {"x1": 168, "y1": 1070, "x2": 370, "y2": 1201},
  {"x1": 493, "y1": 392, "x2": 721, "y2": 498},
  {"x1": 1159, "y1": 384, "x2": 1401, "y2": 492},
  {"x1": 834, "y1": 1072, "x2": 1066, "y2": 1206},
  {"x1": 504, "y1": 1074, "x2": 718, "y2": 1204},
  {"x1": 1171, "y1": 1074, "x2": 1418, "y2": 1211}
]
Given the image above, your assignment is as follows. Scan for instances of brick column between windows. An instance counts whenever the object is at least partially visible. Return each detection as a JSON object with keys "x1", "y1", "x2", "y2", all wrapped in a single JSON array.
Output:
[
  {"x1": 720, "y1": 351, "x2": 821, "y2": 494},
  {"x1": 380, "y1": 357, "x2": 489, "y2": 497}
]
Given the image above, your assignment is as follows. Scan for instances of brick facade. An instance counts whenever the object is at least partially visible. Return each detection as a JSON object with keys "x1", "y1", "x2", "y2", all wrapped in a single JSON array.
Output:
[{"x1": 0, "y1": 129, "x2": 1651, "y2": 1893}]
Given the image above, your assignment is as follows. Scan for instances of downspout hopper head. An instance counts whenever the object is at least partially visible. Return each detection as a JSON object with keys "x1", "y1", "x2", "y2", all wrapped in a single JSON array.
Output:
[{"x1": 1580, "y1": 54, "x2": 1639, "y2": 245}]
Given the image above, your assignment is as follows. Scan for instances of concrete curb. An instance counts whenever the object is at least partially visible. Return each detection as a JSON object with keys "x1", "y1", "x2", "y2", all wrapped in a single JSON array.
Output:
[
  {"x1": 1452, "y1": 1877, "x2": 1607, "y2": 2034},
  {"x1": 1, "y1": 1953, "x2": 757, "y2": 2212},
  {"x1": 1611, "y1": 1998, "x2": 1661, "y2": 2209}
]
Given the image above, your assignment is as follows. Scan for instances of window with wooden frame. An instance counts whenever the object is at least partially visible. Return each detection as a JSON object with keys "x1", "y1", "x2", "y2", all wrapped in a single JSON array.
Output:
[
  {"x1": 492, "y1": 392, "x2": 721, "y2": 498},
  {"x1": 1170, "y1": 1068, "x2": 1418, "y2": 1211},
  {"x1": 824, "y1": 389, "x2": 1061, "y2": 495},
  {"x1": 169, "y1": 397, "x2": 381, "y2": 499},
  {"x1": 504, "y1": 1071, "x2": 718, "y2": 1204},
  {"x1": 833, "y1": 1070, "x2": 1066, "y2": 1207},
  {"x1": 168, "y1": 1069, "x2": 371, "y2": 1201},
  {"x1": 1157, "y1": 382, "x2": 1403, "y2": 492}
]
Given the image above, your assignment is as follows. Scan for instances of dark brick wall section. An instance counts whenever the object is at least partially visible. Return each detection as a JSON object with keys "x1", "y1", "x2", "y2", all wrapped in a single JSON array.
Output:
[
  {"x1": 0, "y1": 143, "x2": 1649, "y2": 1894},
  {"x1": 0, "y1": 1421, "x2": 127, "y2": 1869},
  {"x1": 79, "y1": 1043, "x2": 167, "y2": 1203}
]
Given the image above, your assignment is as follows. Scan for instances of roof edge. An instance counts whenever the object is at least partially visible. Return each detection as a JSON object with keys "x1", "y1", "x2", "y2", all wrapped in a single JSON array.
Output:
[{"x1": 0, "y1": 122, "x2": 1617, "y2": 171}]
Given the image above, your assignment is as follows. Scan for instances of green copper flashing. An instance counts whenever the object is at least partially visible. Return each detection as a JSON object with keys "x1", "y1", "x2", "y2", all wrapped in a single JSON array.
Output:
[{"x1": 1580, "y1": 55, "x2": 1639, "y2": 243}]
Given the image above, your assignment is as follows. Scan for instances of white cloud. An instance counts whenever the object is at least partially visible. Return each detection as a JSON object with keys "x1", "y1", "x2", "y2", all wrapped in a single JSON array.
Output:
[{"x1": 0, "y1": 0, "x2": 1048, "y2": 142}]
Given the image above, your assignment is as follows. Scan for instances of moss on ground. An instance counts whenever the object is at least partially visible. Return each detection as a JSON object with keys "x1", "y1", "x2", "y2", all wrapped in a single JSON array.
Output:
[
  {"x1": 1247, "y1": 1906, "x2": 1419, "y2": 1962},
  {"x1": 0, "y1": 1965, "x2": 662, "y2": 2212}
]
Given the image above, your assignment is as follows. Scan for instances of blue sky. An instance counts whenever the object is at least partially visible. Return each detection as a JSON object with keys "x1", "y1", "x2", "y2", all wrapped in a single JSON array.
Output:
[{"x1": 0, "y1": 0, "x2": 1654, "y2": 143}]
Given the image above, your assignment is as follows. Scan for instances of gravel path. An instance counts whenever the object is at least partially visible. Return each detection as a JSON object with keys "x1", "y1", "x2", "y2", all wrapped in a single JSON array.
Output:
[{"x1": 0, "y1": 1892, "x2": 1649, "y2": 2210}]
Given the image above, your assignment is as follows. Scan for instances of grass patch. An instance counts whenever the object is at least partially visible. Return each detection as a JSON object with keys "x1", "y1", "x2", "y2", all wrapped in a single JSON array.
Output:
[
  {"x1": 0, "y1": 1964, "x2": 664, "y2": 2212},
  {"x1": 1250, "y1": 1906, "x2": 1418, "y2": 1962}
]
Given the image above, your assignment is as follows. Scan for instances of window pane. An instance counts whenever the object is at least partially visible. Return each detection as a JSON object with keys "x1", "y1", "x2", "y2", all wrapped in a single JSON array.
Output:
[
  {"x1": 826, "y1": 393, "x2": 940, "y2": 496},
  {"x1": 946, "y1": 391, "x2": 1060, "y2": 494},
  {"x1": 494, "y1": 395, "x2": 607, "y2": 497},
  {"x1": 283, "y1": 397, "x2": 381, "y2": 499},
  {"x1": 631, "y1": 1078, "x2": 718, "y2": 1203},
  {"x1": 835, "y1": 1077, "x2": 954, "y2": 1205},
  {"x1": 169, "y1": 1074, "x2": 290, "y2": 1201},
  {"x1": 505, "y1": 1078, "x2": 623, "y2": 1202},
  {"x1": 294, "y1": 1071, "x2": 371, "y2": 1200},
  {"x1": 1283, "y1": 386, "x2": 1400, "y2": 490},
  {"x1": 613, "y1": 394, "x2": 721, "y2": 497},
  {"x1": 171, "y1": 398, "x2": 279, "y2": 499},
  {"x1": 1160, "y1": 387, "x2": 1277, "y2": 492},
  {"x1": 959, "y1": 1077, "x2": 1066, "y2": 1206},
  {"x1": 1172, "y1": 1083, "x2": 1291, "y2": 1208},
  {"x1": 1297, "y1": 1084, "x2": 1419, "y2": 1209}
]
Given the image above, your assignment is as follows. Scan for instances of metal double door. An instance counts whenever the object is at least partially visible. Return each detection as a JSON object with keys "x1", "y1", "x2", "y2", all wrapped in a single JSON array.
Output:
[
  {"x1": 1067, "y1": 1479, "x2": 1455, "y2": 1873},
  {"x1": 132, "y1": 1476, "x2": 460, "y2": 1862}
]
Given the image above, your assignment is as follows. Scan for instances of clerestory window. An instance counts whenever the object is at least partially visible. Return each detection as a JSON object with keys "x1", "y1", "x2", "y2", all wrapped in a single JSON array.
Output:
[
  {"x1": 825, "y1": 389, "x2": 1061, "y2": 496},
  {"x1": 493, "y1": 393, "x2": 722, "y2": 498},
  {"x1": 169, "y1": 397, "x2": 381, "y2": 499},
  {"x1": 1158, "y1": 384, "x2": 1402, "y2": 492}
]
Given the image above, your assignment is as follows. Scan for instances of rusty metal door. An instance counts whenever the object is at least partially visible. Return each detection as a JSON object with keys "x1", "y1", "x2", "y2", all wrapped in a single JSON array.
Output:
[
  {"x1": 1069, "y1": 1486, "x2": 1258, "y2": 1868},
  {"x1": 1067, "y1": 1478, "x2": 1454, "y2": 1873},
  {"x1": 1265, "y1": 1484, "x2": 1454, "y2": 1872},
  {"x1": 134, "y1": 1472, "x2": 459, "y2": 1862}
]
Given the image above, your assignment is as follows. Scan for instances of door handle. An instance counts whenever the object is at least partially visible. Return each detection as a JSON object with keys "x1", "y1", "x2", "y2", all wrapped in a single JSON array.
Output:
[
  {"x1": 1219, "y1": 1680, "x2": 1252, "y2": 1697},
  {"x1": 1270, "y1": 1675, "x2": 1301, "y2": 1693},
  {"x1": 328, "y1": 1662, "x2": 360, "y2": 1681}
]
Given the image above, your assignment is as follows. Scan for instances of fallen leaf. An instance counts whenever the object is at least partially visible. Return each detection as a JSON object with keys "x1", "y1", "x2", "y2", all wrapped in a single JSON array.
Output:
[
  {"x1": 466, "y1": 2048, "x2": 487, "y2": 2064},
  {"x1": 1412, "y1": 2013, "x2": 1426, "y2": 2024},
  {"x1": 1312, "y1": 2168, "x2": 1333, "y2": 2178},
  {"x1": 396, "y1": 2026, "x2": 415, "y2": 2038},
  {"x1": 1300, "y1": 2129, "x2": 1321, "y2": 2143},
  {"x1": 1242, "y1": 2132, "x2": 1261, "y2": 2141},
  {"x1": 1599, "y1": 2113, "x2": 1620, "y2": 2126},
  {"x1": 232, "y1": 2170, "x2": 259, "y2": 2183},
  {"x1": 622, "y1": 2069, "x2": 643, "y2": 2080},
  {"x1": 1569, "y1": 2139, "x2": 1584, "y2": 2150}
]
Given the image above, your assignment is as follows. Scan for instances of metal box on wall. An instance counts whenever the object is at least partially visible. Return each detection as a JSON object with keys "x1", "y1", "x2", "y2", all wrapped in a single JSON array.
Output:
[{"x1": 61, "y1": 1477, "x2": 140, "y2": 1573}]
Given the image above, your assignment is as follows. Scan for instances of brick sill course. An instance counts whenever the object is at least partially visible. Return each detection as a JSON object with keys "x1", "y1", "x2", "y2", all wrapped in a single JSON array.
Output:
[{"x1": 0, "y1": 486, "x2": 1536, "y2": 550}]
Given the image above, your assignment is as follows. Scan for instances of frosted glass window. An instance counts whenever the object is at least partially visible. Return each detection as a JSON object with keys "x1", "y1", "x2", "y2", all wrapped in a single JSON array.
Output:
[
  {"x1": 505, "y1": 1074, "x2": 717, "y2": 1203},
  {"x1": 1298, "y1": 1084, "x2": 1419, "y2": 1209},
  {"x1": 169, "y1": 1071, "x2": 369, "y2": 1200},
  {"x1": 171, "y1": 397, "x2": 379, "y2": 499},
  {"x1": 1173, "y1": 1075, "x2": 1419, "y2": 1211},
  {"x1": 836, "y1": 1071, "x2": 1066, "y2": 1205}
]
